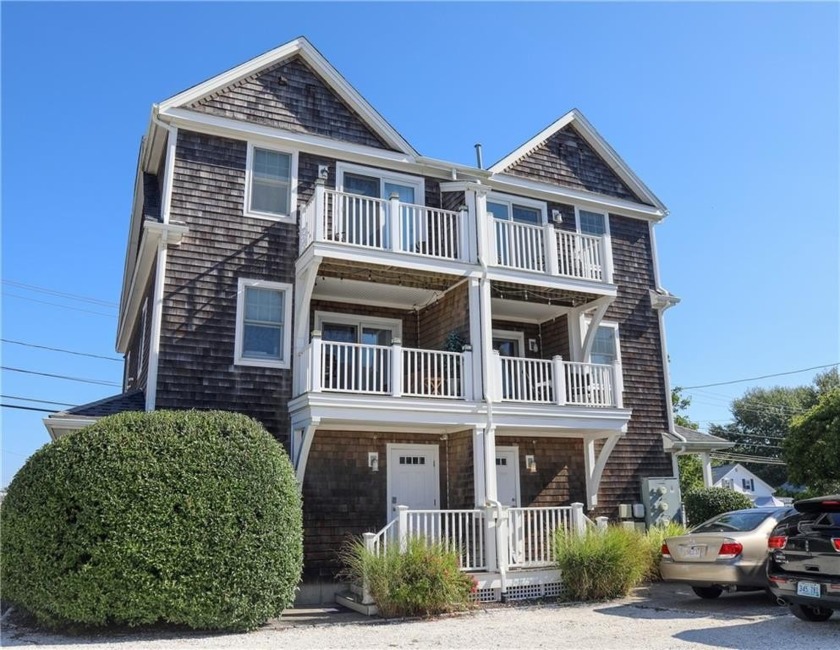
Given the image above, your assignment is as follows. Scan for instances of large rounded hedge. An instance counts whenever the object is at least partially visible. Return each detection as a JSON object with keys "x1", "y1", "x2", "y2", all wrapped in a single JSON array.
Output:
[
  {"x1": 1, "y1": 410, "x2": 302, "y2": 631},
  {"x1": 684, "y1": 487, "x2": 753, "y2": 527}
]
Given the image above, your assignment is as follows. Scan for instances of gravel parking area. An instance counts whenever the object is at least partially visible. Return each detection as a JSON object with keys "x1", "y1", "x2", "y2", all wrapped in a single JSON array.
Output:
[{"x1": 3, "y1": 583, "x2": 839, "y2": 649}]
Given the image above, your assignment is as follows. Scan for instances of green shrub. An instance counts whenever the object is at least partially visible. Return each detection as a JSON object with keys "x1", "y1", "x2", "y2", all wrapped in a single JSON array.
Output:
[
  {"x1": 643, "y1": 522, "x2": 688, "y2": 581},
  {"x1": 342, "y1": 537, "x2": 474, "y2": 618},
  {"x1": 0, "y1": 410, "x2": 302, "y2": 631},
  {"x1": 684, "y1": 487, "x2": 753, "y2": 526},
  {"x1": 554, "y1": 526, "x2": 650, "y2": 601}
]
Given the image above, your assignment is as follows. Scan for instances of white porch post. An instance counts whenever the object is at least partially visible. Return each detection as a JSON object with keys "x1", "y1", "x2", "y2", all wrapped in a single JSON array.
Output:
[
  {"x1": 388, "y1": 193, "x2": 401, "y2": 253},
  {"x1": 571, "y1": 502, "x2": 587, "y2": 537},
  {"x1": 613, "y1": 359, "x2": 624, "y2": 408},
  {"x1": 397, "y1": 505, "x2": 409, "y2": 552},
  {"x1": 390, "y1": 338, "x2": 403, "y2": 397},
  {"x1": 601, "y1": 233, "x2": 614, "y2": 284},
  {"x1": 467, "y1": 278, "x2": 483, "y2": 401},
  {"x1": 361, "y1": 532, "x2": 376, "y2": 605},
  {"x1": 700, "y1": 452, "x2": 713, "y2": 487},
  {"x1": 458, "y1": 207, "x2": 471, "y2": 263},
  {"x1": 310, "y1": 330, "x2": 323, "y2": 393},
  {"x1": 473, "y1": 427, "x2": 488, "y2": 507},
  {"x1": 461, "y1": 347, "x2": 473, "y2": 399},
  {"x1": 314, "y1": 179, "x2": 326, "y2": 242},
  {"x1": 553, "y1": 355, "x2": 567, "y2": 405},
  {"x1": 544, "y1": 223, "x2": 559, "y2": 276}
]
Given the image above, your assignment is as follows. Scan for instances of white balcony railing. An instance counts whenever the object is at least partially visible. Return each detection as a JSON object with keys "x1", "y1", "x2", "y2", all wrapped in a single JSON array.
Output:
[
  {"x1": 300, "y1": 182, "x2": 468, "y2": 262},
  {"x1": 305, "y1": 333, "x2": 472, "y2": 400},
  {"x1": 490, "y1": 219, "x2": 612, "y2": 283},
  {"x1": 508, "y1": 506, "x2": 576, "y2": 569},
  {"x1": 494, "y1": 354, "x2": 622, "y2": 408}
]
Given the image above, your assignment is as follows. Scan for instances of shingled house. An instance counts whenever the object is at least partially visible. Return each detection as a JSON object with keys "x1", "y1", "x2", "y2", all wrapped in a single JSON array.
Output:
[{"x1": 45, "y1": 37, "x2": 681, "y2": 603}]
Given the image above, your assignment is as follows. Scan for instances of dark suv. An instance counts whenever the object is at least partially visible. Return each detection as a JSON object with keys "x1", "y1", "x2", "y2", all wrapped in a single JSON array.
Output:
[{"x1": 767, "y1": 495, "x2": 840, "y2": 621}]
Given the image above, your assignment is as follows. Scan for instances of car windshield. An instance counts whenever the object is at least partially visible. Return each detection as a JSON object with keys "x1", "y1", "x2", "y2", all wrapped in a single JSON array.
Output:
[{"x1": 692, "y1": 511, "x2": 773, "y2": 533}]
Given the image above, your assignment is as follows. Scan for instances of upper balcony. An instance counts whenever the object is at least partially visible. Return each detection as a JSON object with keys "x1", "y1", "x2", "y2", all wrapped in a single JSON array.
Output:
[{"x1": 298, "y1": 182, "x2": 613, "y2": 290}]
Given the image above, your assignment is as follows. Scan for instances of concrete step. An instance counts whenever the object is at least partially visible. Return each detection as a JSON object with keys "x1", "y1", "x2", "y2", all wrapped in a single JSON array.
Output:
[{"x1": 335, "y1": 590, "x2": 379, "y2": 617}]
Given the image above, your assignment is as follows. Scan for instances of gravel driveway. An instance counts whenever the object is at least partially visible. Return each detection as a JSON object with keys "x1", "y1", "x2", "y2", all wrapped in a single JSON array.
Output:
[{"x1": 3, "y1": 583, "x2": 839, "y2": 649}]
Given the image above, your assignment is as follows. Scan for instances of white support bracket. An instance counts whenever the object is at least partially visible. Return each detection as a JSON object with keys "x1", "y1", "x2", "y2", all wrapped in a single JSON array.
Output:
[
  {"x1": 583, "y1": 433, "x2": 623, "y2": 509},
  {"x1": 579, "y1": 296, "x2": 613, "y2": 362},
  {"x1": 293, "y1": 256, "x2": 322, "y2": 396},
  {"x1": 294, "y1": 417, "x2": 321, "y2": 485}
]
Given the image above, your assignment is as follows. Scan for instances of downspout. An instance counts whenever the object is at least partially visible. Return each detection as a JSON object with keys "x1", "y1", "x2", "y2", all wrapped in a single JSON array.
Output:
[{"x1": 475, "y1": 191, "x2": 507, "y2": 597}]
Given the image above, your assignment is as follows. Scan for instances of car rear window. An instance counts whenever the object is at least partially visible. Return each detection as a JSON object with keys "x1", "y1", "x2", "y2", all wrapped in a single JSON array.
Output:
[{"x1": 692, "y1": 511, "x2": 773, "y2": 533}]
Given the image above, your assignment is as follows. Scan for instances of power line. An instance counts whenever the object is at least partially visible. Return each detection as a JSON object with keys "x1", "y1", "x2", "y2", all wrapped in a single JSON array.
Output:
[
  {"x1": 2, "y1": 339, "x2": 121, "y2": 362},
  {"x1": 681, "y1": 363, "x2": 839, "y2": 390},
  {"x1": 1, "y1": 366, "x2": 120, "y2": 387},
  {"x1": 2, "y1": 280, "x2": 117, "y2": 308},
  {"x1": 3, "y1": 293, "x2": 117, "y2": 318},
  {"x1": 1, "y1": 395, "x2": 76, "y2": 407},
  {"x1": 1, "y1": 404, "x2": 56, "y2": 413}
]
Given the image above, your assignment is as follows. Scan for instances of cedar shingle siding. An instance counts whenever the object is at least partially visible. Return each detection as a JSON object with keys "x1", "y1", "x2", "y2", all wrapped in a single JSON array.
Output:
[
  {"x1": 155, "y1": 129, "x2": 295, "y2": 443},
  {"x1": 187, "y1": 55, "x2": 393, "y2": 151},
  {"x1": 597, "y1": 215, "x2": 672, "y2": 513},
  {"x1": 506, "y1": 126, "x2": 645, "y2": 203}
]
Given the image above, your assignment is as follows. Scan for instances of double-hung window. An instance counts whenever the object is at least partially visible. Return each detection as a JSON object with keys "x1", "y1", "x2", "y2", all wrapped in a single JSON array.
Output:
[
  {"x1": 577, "y1": 209, "x2": 607, "y2": 236},
  {"x1": 235, "y1": 279, "x2": 292, "y2": 368},
  {"x1": 246, "y1": 145, "x2": 295, "y2": 221}
]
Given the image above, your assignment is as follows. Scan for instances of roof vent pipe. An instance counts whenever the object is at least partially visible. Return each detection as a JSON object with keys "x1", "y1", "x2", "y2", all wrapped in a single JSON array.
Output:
[{"x1": 474, "y1": 143, "x2": 483, "y2": 169}]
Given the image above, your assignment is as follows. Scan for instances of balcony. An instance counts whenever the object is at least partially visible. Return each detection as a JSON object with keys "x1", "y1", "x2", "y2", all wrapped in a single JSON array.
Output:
[
  {"x1": 300, "y1": 186, "x2": 469, "y2": 263},
  {"x1": 299, "y1": 183, "x2": 613, "y2": 287},
  {"x1": 492, "y1": 220, "x2": 612, "y2": 283},
  {"x1": 492, "y1": 354, "x2": 623, "y2": 408},
  {"x1": 298, "y1": 334, "x2": 622, "y2": 409},
  {"x1": 301, "y1": 334, "x2": 473, "y2": 400}
]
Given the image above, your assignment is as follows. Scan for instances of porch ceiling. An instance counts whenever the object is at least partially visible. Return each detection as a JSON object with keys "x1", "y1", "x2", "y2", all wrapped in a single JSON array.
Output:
[
  {"x1": 313, "y1": 276, "x2": 439, "y2": 310},
  {"x1": 490, "y1": 281, "x2": 601, "y2": 321},
  {"x1": 317, "y1": 260, "x2": 459, "y2": 292}
]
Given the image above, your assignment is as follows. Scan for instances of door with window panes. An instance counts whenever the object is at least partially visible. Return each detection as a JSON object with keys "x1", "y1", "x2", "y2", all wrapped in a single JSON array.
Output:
[
  {"x1": 321, "y1": 320, "x2": 395, "y2": 392},
  {"x1": 488, "y1": 200, "x2": 542, "y2": 268},
  {"x1": 343, "y1": 173, "x2": 416, "y2": 250}
]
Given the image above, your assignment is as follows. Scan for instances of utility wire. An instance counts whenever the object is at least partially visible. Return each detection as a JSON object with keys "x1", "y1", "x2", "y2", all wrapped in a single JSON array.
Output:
[
  {"x1": 2, "y1": 280, "x2": 117, "y2": 308},
  {"x1": 1, "y1": 339, "x2": 121, "y2": 362},
  {"x1": 1, "y1": 394, "x2": 76, "y2": 407},
  {"x1": 1, "y1": 404, "x2": 56, "y2": 413},
  {"x1": 681, "y1": 363, "x2": 839, "y2": 390},
  {"x1": 1, "y1": 366, "x2": 120, "y2": 387},
  {"x1": 3, "y1": 293, "x2": 117, "y2": 318}
]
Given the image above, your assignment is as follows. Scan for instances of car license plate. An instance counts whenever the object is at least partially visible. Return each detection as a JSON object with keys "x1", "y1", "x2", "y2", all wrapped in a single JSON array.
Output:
[
  {"x1": 797, "y1": 581, "x2": 821, "y2": 598},
  {"x1": 685, "y1": 545, "x2": 703, "y2": 559}
]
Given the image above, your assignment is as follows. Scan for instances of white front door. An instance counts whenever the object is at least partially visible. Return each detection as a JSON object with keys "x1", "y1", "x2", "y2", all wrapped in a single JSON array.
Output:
[
  {"x1": 387, "y1": 444, "x2": 440, "y2": 519},
  {"x1": 496, "y1": 446, "x2": 520, "y2": 507}
]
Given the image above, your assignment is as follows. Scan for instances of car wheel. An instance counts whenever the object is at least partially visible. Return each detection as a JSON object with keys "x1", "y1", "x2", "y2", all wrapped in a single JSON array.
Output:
[
  {"x1": 789, "y1": 604, "x2": 834, "y2": 622},
  {"x1": 692, "y1": 586, "x2": 723, "y2": 599}
]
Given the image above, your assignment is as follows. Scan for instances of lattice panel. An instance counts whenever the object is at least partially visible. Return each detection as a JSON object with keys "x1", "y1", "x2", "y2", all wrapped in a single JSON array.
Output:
[{"x1": 472, "y1": 587, "x2": 501, "y2": 603}]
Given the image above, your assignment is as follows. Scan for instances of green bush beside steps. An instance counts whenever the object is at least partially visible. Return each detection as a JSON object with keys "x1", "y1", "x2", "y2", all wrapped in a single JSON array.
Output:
[{"x1": 0, "y1": 410, "x2": 303, "y2": 631}]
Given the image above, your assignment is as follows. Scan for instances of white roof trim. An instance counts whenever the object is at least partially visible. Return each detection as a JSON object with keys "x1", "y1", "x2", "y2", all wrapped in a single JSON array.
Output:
[
  {"x1": 43, "y1": 415, "x2": 99, "y2": 441},
  {"x1": 488, "y1": 109, "x2": 667, "y2": 213},
  {"x1": 157, "y1": 37, "x2": 417, "y2": 157}
]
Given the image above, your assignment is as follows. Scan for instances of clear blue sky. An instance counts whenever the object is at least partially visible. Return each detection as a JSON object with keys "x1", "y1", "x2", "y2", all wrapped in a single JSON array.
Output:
[{"x1": 2, "y1": 2, "x2": 838, "y2": 487}]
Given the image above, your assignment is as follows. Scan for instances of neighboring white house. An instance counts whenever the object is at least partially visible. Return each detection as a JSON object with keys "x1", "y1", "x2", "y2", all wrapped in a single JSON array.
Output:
[{"x1": 712, "y1": 463, "x2": 779, "y2": 505}]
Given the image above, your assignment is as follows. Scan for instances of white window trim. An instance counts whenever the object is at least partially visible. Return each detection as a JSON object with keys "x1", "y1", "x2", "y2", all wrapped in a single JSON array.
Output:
[
  {"x1": 244, "y1": 142, "x2": 298, "y2": 223},
  {"x1": 124, "y1": 350, "x2": 132, "y2": 391},
  {"x1": 138, "y1": 299, "x2": 148, "y2": 372},
  {"x1": 574, "y1": 206, "x2": 611, "y2": 237},
  {"x1": 314, "y1": 311, "x2": 403, "y2": 342},
  {"x1": 234, "y1": 278, "x2": 293, "y2": 369},
  {"x1": 487, "y1": 191, "x2": 548, "y2": 225},
  {"x1": 335, "y1": 161, "x2": 424, "y2": 205},
  {"x1": 492, "y1": 329, "x2": 526, "y2": 357},
  {"x1": 582, "y1": 318, "x2": 622, "y2": 367}
]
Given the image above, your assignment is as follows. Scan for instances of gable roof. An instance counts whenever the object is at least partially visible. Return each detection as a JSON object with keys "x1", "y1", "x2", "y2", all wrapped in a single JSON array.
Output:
[
  {"x1": 43, "y1": 390, "x2": 146, "y2": 440},
  {"x1": 662, "y1": 425, "x2": 735, "y2": 453},
  {"x1": 489, "y1": 109, "x2": 666, "y2": 212},
  {"x1": 711, "y1": 464, "x2": 738, "y2": 483},
  {"x1": 157, "y1": 37, "x2": 418, "y2": 157}
]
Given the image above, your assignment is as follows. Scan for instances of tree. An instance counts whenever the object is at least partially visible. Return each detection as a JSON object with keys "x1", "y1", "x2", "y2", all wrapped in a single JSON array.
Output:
[
  {"x1": 709, "y1": 369, "x2": 839, "y2": 488},
  {"x1": 672, "y1": 388, "x2": 705, "y2": 494},
  {"x1": 784, "y1": 389, "x2": 840, "y2": 494}
]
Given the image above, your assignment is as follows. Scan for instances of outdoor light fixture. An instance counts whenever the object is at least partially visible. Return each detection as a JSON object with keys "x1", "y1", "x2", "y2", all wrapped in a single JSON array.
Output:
[
  {"x1": 368, "y1": 452, "x2": 379, "y2": 472},
  {"x1": 525, "y1": 454, "x2": 537, "y2": 474}
]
